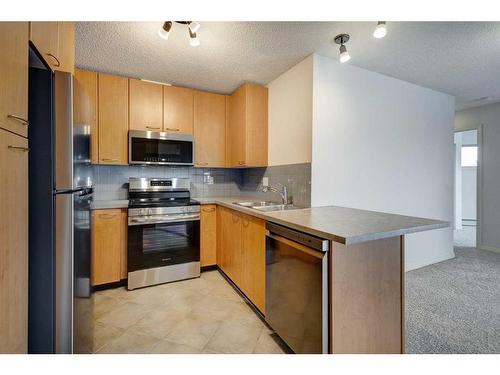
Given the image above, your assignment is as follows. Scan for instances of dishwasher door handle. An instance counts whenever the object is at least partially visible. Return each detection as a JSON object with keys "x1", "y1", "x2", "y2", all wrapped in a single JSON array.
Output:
[{"x1": 266, "y1": 232, "x2": 325, "y2": 259}]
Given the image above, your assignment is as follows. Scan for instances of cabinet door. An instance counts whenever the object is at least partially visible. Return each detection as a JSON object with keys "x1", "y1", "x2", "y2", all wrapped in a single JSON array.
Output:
[
  {"x1": 245, "y1": 84, "x2": 268, "y2": 167},
  {"x1": 120, "y1": 210, "x2": 128, "y2": 280},
  {"x1": 91, "y1": 209, "x2": 122, "y2": 285},
  {"x1": 57, "y1": 22, "x2": 75, "y2": 74},
  {"x1": 129, "y1": 79, "x2": 163, "y2": 132},
  {"x1": 241, "y1": 214, "x2": 266, "y2": 313},
  {"x1": 74, "y1": 69, "x2": 98, "y2": 164},
  {"x1": 98, "y1": 73, "x2": 129, "y2": 164},
  {"x1": 0, "y1": 129, "x2": 28, "y2": 353},
  {"x1": 217, "y1": 206, "x2": 242, "y2": 284},
  {"x1": 30, "y1": 22, "x2": 59, "y2": 70},
  {"x1": 163, "y1": 85, "x2": 193, "y2": 134},
  {"x1": 201, "y1": 205, "x2": 217, "y2": 267},
  {"x1": 0, "y1": 22, "x2": 29, "y2": 138},
  {"x1": 193, "y1": 91, "x2": 226, "y2": 167},
  {"x1": 227, "y1": 85, "x2": 246, "y2": 167}
]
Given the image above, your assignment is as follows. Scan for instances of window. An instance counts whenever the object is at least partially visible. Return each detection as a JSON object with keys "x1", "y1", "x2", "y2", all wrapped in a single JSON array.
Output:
[{"x1": 461, "y1": 146, "x2": 478, "y2": 167}]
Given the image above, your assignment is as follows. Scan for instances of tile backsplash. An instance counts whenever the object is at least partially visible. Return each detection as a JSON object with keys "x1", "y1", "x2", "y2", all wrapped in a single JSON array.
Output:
[{"x1": 92, "y1": 162, "x2": 311, "y2": 207}]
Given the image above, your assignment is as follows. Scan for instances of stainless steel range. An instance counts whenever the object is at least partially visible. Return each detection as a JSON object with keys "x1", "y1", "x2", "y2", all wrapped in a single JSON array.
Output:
[{"x1": 127, "y1": 177, "x2": 200, "y2": 290}]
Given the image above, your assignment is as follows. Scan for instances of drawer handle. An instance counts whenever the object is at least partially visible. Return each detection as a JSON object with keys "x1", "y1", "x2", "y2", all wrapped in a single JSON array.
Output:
[
  {"x1": 101, "y1": 158, "x2": 118, "y2": 162},
  {"x1": 47, "y1": 53, "x2": 61, "y2": 67},
  {"x1": 98, "y1": 213, "x2": 117, "y2": 219},
  {"x1": 146, "y1": 126, "x2": 161, "y2": 130},
  {"x1": 165, "y1": 128, "x2": 180, "y2": 131},
  {"x1": 8, "y1": 145, "x2": 29, "y2": 152},
  {"x1": 202, "y1": 207, "x2": 215, "y2": 213},
  {"x1": 7, "y1": 114, "x2": 29, "y2": 125}
]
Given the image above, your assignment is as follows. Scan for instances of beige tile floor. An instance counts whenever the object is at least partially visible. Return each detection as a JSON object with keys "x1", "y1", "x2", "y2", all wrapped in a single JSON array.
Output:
[{"x1": 92, "y1": 270, "x2": 287, "y2": 354}]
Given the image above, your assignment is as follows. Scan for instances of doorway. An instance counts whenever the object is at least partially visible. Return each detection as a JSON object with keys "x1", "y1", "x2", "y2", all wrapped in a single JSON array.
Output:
[{"x1": 453, "y1": 128, "x2": 480, "y2": 248}]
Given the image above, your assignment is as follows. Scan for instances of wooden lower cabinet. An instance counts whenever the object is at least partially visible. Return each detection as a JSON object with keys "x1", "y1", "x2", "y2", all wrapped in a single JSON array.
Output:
[
  {"x1": 91, "y1": 209, "x2": 127, "y2": 286},
  {"x1": 200, "y1": 204, "x2": 217, "y2": 267},
  {"x1": 217, "y1": 206, "x2": 265, "y2": 313},
  {"x1": 0, "y1": 129, "x2": 28, "y2": 353}
]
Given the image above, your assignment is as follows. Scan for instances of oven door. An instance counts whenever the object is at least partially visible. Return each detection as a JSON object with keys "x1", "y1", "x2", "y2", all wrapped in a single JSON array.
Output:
[{"x1": 129, "y1": 130, "x2": 194, "y2": 165}]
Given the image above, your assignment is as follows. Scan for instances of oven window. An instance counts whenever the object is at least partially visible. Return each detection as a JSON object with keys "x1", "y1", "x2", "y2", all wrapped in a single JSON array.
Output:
[
  {"x1": 142, "y1": 224, "x2": 189, "y2": 254},
  {"x1": 131, "y1": 137, "x2": 193, "y2": 164}
]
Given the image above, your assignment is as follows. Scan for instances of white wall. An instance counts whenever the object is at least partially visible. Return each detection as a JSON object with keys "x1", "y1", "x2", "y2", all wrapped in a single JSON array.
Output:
[
  {"x1": 455, "y1": 102, "x2": 500, "y2": 252},
  {"x1": 267, "y1": 55, "x2": 313, "y2": 166},
  {"x1": 311, "y1": 54, "x2": 455, "y2": 271}
]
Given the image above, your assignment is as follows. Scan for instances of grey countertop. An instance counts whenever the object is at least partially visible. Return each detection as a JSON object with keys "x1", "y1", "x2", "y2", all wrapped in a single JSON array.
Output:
[
  {"x1": 90, "y1": 196, "x2": 448, "y2": 245},
  {"x1": 194, "y1": 197, "x2": 449, "y2": 245}
]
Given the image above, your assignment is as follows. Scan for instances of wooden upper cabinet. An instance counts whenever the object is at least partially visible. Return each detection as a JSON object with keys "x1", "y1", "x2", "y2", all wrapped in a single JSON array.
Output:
[
  {"x1": 0, "y1": 129, "x2": 29, "y2": 353},
  {"x1": 74, "y1": 69, "x2": 98, "y2": 163},
  {"x1": 29, "y1": 22, "x2": 59, "y2": 70},
  {"x1": 0, "y1": 22, "x2": 29, "y2": 138},
  {"x1": 227, "y1": 83, "x2": 268, "y2": 167},
  {"x1": 129, "y1": 79, "x2": 163, "y2": 132},
  {"x1": 163, "y1": 85, "x2": 194, "y2": 134},
  {"x1": 98, "y1": 73, "x2": 129, "y2": 164},
  {"x1": 57, "y1": 22, "x2": 75, "y2": 74},
  {"x1": 29, "y1": 22, "x2": 74, "y2": 74},
  {"x1": 193, "y1": 91, "x2": 226, "y2": 167}
]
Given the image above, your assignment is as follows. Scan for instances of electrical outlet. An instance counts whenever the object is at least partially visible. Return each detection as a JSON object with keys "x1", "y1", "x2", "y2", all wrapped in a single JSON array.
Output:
[
  {"x1": 203, "y1": 173, "x2": 214, "y2": 185},
  {"x1": 262, "y1": 177, "x2": 269, "y2": 187}
]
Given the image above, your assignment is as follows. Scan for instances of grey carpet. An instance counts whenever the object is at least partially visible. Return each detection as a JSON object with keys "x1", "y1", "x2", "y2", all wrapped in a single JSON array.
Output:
[{"x1": 406, "y1": 247, "x2": 500, "y2": 353}]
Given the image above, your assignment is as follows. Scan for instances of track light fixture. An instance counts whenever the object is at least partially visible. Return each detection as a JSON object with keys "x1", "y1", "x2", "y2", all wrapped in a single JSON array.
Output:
[
  {"x1": 373, "y1": 21, "x2": 387, "y2": 39},
  {"x1": 334, "y1": 34, "x2": 351, "y2": 63},
  {"x1": 158, "y1": 21, "x2": 201, "y2": 47}
]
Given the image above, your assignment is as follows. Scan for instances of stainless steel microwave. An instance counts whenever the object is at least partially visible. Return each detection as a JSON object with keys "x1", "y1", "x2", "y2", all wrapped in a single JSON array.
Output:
[{"x1": 129, "y1": 130, "x2": 194, "y2": 166}]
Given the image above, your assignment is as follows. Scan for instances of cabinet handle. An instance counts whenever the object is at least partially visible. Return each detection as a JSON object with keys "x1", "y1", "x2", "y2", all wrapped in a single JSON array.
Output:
[
  {"x1": 196, "y1": 162, "x2": 208, "y2": 166},
  {"x1": 7, "y1": 114, "x2": 29, "y2": 125},
  {"x1": 98, "y1": 213, "x2": 117, "y2": 219},
  {"x1": 146, "y1": 126, "x2": 161, "y2": 130},
  {"x1": 237, "y1": 161, "x2": 246, "y2": 166},
  {"x1": 46, "y1": 53, "x2": 61, "y2": 67},
  {"x1": 165, "y1": 128, "x2": 180, "y2": 132},
  {"x1": 202, "y1": 207, "x2": 215, "y2": 213},
  {"x1": 8, "y1": 145, "x2": 29, "y2": 152},
  {"x1": 101, "y1": 158, "x2": 119, "y2": 162}
]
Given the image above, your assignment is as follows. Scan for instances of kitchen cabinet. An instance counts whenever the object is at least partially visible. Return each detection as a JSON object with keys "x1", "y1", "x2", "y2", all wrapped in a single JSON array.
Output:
[
  {"x1": 193, "y1": 90, "x2": 226, "y2": 167},
  {"x1": 217, "y1": 206, "x2": 242, "y2": 285},
  {"x1": 200, "y1": 204, "x2": 217, "y2": 267},
  {"x1": 129, "y1": 79, "x2": 163, "y2": 132},
  {"x1": 91, "y1": 209, "x2": 127, "y2": 286},
  {"x1": 74, "y1": 69, "x2": 98, "y2": 164},
  {"x1": 0, "y1": 22, "x2": 29, "y2": 138},
  {"x1": 227, "y1": 83, "x2": 268, "y2": 167},
  {"x1": 0, "y1": 129, "x2": 29, "y2": 353},
  {"x1": 217, "y1": 206, "x2": 266, "y2": 313},
  {"x1": 98, "y1": 73, "x2": 129, "y2": 165},
  {"x1": 29, "y1": 22, "x2": 75, "y2": 74},
  {"x1": 241, "y1": 214, "x2": 266, "y2": 313},
  {"x1": 163, "y1": 85, "x2": 194, "y2": 134},
  {"x1": 56, "y1": 22, "x2": 75, "y2": 74}
]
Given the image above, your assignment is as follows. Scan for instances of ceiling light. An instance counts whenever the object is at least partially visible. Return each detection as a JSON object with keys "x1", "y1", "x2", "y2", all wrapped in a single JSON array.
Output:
[
  {"x1": 334, "y1": 34, "x2": 351, "y2": 63},
  {"x1": 158, "y1": 21, "x2": 172, "y2": 40},
  {"x1": 189, "y1": 29, "x2": 200, "y2": 47},
  {"x1": 188, "y1": 21, "x2": 201, "y2": 34},
  {"x1": 373, "y1": 21, "x2": 387, "y2": 39}
]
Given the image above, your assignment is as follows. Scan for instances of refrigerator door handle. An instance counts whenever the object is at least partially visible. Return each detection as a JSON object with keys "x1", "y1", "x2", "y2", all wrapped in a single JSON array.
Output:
[{"x1": 55, "y1": 193, "x2": 74, "y2": 354}]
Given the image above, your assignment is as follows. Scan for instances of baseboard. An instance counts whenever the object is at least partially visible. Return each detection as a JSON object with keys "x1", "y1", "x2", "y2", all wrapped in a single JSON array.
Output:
[{"x1": 479, "y1": 245, "x2": 500, "y2": 254}]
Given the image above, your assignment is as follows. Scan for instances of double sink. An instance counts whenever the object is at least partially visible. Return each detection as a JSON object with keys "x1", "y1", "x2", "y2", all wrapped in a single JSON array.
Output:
[{"x1": 234, "y1": 201, "x2": 301, "y2": 212}]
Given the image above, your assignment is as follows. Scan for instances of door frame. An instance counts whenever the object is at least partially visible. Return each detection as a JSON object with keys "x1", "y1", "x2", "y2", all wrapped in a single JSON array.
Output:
[{"x1": 453, "y1": 124, "x2": 483, "y2": 249}]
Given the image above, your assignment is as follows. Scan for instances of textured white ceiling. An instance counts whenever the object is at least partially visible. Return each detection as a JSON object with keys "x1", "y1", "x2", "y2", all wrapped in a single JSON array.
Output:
[{"x1": 76, "y1": 22, "x2": 500, "y2": 110}]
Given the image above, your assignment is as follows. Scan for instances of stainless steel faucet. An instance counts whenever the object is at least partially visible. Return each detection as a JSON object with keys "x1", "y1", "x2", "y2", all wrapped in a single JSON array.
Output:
[{"x1": 262, "y1": 183, "x2": 289, "y2": 205}]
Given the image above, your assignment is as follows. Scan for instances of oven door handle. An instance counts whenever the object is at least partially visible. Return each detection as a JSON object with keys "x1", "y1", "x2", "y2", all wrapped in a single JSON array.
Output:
[{"x1": 128, "y1": 214, "x2": 200, "y2": 226}]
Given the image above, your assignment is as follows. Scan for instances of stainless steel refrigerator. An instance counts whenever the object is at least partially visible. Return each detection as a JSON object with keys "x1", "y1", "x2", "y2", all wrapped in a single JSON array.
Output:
[{"x1": 28, "y1": 50, "x2": 94, "y2": 353}]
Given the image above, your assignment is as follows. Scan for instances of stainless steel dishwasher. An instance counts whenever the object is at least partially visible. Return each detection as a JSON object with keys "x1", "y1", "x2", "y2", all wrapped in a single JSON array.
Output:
[{"x1": 265, "y1": 222, "x2": 329, "y2": 354}]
